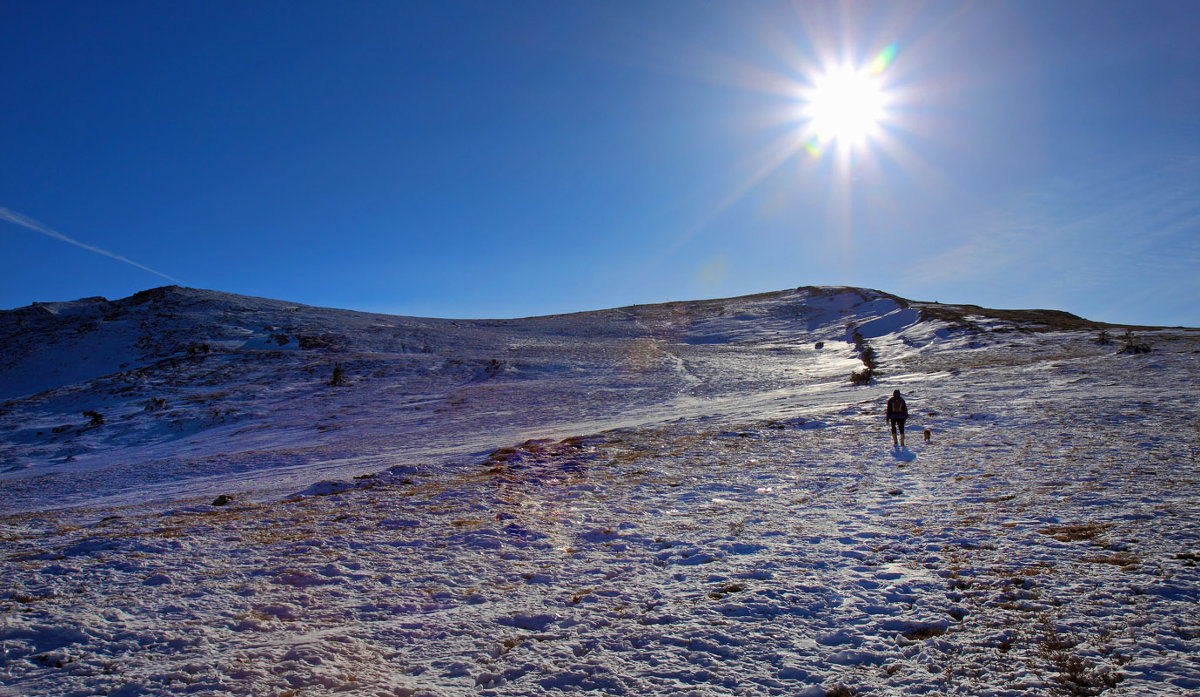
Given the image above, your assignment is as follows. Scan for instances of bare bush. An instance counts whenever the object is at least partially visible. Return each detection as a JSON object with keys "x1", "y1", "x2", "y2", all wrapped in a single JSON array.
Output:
[
  {"x1": 1118, "y1": 329, "x2": 1151, "y2": 354},
  {"x1": 1036, "y1": 617, "x2": 1123, "y2": 696}
]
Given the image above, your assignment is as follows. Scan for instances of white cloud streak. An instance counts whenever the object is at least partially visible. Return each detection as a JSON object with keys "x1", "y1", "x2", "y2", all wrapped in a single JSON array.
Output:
[{"x1": 0, "y1": 206, "x2": 182, "y2": 284}]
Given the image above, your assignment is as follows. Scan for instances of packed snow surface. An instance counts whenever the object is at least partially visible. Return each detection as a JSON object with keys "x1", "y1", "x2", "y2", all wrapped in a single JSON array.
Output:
[{"x1": 2, "y1": 285, "x2": 1198, "y2": 696}]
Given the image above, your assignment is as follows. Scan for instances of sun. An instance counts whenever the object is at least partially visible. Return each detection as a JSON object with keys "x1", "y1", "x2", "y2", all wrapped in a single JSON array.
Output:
[
  {"x1": 799, "y1": 46, "x2": 896, "y2": 154},
  {"x1": 805, "y1": 68, "x2": 884, "y2": 146}
]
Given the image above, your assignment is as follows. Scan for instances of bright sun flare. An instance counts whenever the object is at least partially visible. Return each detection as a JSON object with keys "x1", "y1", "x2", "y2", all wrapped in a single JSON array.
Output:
[
  {"x1": 799, "y1": 45, "x2": 896, "y2": 154},
  {"x1": 804, "y1": 66, "x2": 886, "y2": 149}
]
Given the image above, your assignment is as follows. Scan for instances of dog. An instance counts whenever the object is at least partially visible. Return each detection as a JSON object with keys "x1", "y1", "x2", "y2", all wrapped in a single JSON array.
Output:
[{"x1": 923, "y1": 429, "x2": 932, "y2": 443}]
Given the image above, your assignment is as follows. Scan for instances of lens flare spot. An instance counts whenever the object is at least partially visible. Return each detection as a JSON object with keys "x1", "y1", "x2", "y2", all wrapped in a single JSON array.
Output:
[
  {"x1": 868, "y1": 43, "x2": 897, "y2": 75},
  {"x1": 694, "y1": 254, "x2": 729, "y2": 287}
]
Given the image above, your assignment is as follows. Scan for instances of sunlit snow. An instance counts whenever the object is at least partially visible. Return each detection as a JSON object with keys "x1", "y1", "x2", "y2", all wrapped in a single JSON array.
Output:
[{"x1": 2, "y1": 285, "x2": 1197, "y2": 696}]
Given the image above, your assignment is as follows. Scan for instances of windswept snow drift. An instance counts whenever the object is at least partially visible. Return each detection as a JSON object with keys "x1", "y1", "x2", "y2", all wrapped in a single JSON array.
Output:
[{"x1": 2, "y1": 285, "x2": 1198, "y2": 696}]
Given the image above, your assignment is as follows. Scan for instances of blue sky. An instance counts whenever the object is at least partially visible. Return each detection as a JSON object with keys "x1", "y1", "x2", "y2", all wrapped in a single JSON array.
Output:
[{"x1": 2, "y1": 1, "x2": 1198, "y2": 326}]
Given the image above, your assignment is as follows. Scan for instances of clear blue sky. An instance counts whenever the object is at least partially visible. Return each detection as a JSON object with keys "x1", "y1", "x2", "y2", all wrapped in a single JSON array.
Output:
[{"x1": 2, "y1": 1, "x2": 1198, "y2": 326}]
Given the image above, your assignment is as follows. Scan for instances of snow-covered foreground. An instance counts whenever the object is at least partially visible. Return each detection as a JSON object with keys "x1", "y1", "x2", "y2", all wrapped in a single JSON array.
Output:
[
  {"x1": 4, "y1": 326, "x2": 1200, "y2": 695},
  {"x1": 2, "y1": 287, "x2": 1199, "y2": 695}
]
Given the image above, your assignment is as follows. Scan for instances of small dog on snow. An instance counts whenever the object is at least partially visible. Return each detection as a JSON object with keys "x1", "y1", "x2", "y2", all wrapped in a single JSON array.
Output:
[{"x1": 923, "y1": 429, "x2": 932, "y2": 443}]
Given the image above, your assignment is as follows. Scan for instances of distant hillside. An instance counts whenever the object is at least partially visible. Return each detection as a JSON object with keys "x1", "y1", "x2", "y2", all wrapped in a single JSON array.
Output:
[{"x1": 0, "y1": 284, "x2": 1150, "y2": 510}]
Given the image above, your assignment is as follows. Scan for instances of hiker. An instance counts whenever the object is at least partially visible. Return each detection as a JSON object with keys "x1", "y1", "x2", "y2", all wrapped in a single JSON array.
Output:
[{"x1": 886, "y1": 389, "x2": 908, "y2": 447}]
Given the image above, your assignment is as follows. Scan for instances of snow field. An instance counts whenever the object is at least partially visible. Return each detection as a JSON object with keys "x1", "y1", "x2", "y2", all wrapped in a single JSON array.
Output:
[
  {"x1": 3, "y1": 354, "x2": 1199, "y2": 696},
  {"x1": 3, "y1": 286, "x2": 1199, "y2": 695}
]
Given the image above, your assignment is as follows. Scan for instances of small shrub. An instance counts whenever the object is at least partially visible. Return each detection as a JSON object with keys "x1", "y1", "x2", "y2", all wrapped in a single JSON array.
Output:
[
  {"x1": 469, "y1": 359, "x2": 504, "y2": 382},
  {"x1": 850, "y1": 368, "x2": 874, "y2": 386},
  {"x1": 299, "y1": 334, "x2": 341, "y2": 350},
  {"x1": 1119, "y1": 329, "x2": 1151, "y2": 354},
  {"x1": 1095, "y1": 329, "x2": 1112, "y2": 345},
  {"x1": 860, "y1": 345, "x2": 878, "y2": 370},
  {"x1": 1036, "y1": 617, "x2": 1123, "y2": 696},
  {"x1": 328, "y1": 364, "x2": 347, "y2": 387},
  {"x1": 83, "y1": 410, "x2": 104, "y2": 426},
  {"x1": 848, "y1": 328, "x2": 881, "y2": 382},
  {"x1": 186, "y1": 343, "x2": 211, "y2": 356},
  {"x1": 814, "y1": 341, "x2": 824, "y2": 350}
]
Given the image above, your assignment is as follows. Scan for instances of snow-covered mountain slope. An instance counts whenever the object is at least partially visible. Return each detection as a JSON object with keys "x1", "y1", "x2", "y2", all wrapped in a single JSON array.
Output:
[
  {"x1": 2, "y1": 285, "x2": 1198, "y2": 697},
  {"x1": 1, "y1": 284, "x2": 1056, "y2": 512}
]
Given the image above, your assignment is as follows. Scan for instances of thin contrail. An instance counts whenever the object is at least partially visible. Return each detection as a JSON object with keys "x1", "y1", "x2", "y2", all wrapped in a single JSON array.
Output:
[{"x1": 0, "y1": 206, "x2": 182, "y2": 284}]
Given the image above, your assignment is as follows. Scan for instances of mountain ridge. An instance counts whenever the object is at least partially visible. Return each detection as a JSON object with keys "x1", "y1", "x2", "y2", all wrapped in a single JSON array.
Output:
[
  {"x1": 0, "y1": 283, "x2": 1119, "y2": 327},
  {"x1": 1, "y1": 282, "x2": 1118, "y2": 405}
]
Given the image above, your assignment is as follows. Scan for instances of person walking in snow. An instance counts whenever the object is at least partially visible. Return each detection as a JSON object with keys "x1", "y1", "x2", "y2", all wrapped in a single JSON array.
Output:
[{"x1": 886, "y1": 390, "x2": 908, "y2": 448}]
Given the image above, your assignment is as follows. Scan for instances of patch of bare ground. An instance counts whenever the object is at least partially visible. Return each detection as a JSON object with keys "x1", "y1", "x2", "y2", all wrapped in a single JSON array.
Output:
[
  {"x1": 1039, "y1": 523, "x2": 1110, "y2": 543},
  {"x1": 1079, "y1": 553, "x2": 1140, "y2": 569},
  {"x1": 912, "y1": 302, "x2": 1108, "y2": 332}
]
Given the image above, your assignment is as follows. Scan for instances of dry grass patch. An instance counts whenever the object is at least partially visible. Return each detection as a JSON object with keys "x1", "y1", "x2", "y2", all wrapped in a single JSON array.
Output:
[
  {"x1": 1174, "y1": 551, "x2": 1200, "y2": 564},
  {"x1": 903, "y1": 625, "x2": 948, "y2": 640},
  {"x1": 708, "y1": 582, "x2": 746, "y2": 600},
  {"x1": 1039, "y1": 523, "x2": 1110, "y2": 543},
  {"x1": 1080, "y1": 553, "x2": 1140, "y2": 569},
  {"x1": 1035, "y1": 617, "x2": 1124, "y2": 696},
  {"x1": 992, "y1": 562, "x2": 1056, "y2": 578},
  {"x1": 450, "y1": 519, "x2": 485, "y2": 528}
]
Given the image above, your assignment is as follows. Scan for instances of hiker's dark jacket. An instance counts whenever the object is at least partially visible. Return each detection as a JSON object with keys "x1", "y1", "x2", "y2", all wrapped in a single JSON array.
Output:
[{"x1": 886, "y1": 397, "x2": 908, "y2": 421}]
